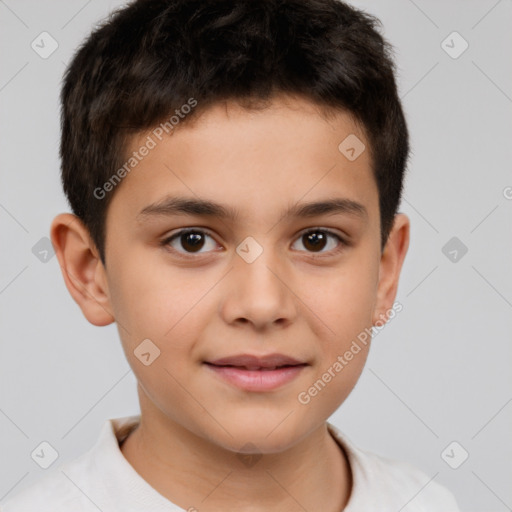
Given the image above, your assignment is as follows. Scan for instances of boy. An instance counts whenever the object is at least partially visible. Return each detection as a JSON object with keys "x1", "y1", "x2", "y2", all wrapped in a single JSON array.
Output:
[{"x1": 2, "y1": 0, "x2": 460, "y2": 510}]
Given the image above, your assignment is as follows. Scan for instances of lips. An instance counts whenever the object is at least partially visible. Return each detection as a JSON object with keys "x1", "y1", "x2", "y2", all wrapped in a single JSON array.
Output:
[
  {"x1": 205, "y1": 353, "x2": 307, "y2": 370},
  {"x1": 204, "y1": 354, "x2": 308, "y2": 392}
]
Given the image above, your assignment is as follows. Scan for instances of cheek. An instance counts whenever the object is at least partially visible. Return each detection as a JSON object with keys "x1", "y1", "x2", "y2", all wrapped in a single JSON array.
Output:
[
  {"x1": 296, "y1": 274, "x2": 374, "y2": 419},
  {"x1": 307, "y1": 257, "x2": 378, "y2": 342},
  {"x1": 108, "y1": 255, "x2": 217, "y2": 367},
  {"x1": 107, "y1": 265, "x2": 210, "y2": 414},
  {"x1": 108, "y1": 248, "x2": 187, "y2": 332},
  {"x1": 300, "y1": 254, "x2": 377, "y2": 408}
]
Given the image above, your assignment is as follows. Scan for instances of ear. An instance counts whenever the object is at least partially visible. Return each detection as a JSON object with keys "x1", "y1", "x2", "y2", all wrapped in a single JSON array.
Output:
[
  {"x1": 50, "y1": 213, "x2": 115, "y2": 326},
  {"x1": 372, "y1": 213, "x2": 410, "y2": 325}
]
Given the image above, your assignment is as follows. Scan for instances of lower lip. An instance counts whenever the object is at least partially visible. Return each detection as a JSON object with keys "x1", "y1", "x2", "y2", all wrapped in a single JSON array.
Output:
[{"x1": 205, "y1": 364, "x2": 307, "y2": 392}]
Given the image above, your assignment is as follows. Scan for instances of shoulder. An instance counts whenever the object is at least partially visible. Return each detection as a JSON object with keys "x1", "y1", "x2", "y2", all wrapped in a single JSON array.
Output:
[{"x1": 327, "y1": 423, "x2": 460, "y2": 512}]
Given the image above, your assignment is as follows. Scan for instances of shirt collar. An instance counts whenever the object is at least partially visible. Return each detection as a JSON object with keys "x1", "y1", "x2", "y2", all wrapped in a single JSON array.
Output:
[{"x1": 88, "y1": 415, "x2": 364, "y2": 510}]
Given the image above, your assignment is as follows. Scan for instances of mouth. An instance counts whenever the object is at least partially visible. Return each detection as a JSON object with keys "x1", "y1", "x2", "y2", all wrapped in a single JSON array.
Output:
[
  {"x1": 205, "y1": 353, "x2": 307, "y2": 368},
  {"x1": 205, "y1": 364, "x2": 305, "y2": 371},
  {"x1": 204, "y1": 354, "x2": 309, "y2": 391}
]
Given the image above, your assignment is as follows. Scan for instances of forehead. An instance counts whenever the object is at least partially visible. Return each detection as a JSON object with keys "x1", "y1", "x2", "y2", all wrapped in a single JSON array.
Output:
[{"x1": 107, "y1": 95, "x2": 378, "y2": 228}]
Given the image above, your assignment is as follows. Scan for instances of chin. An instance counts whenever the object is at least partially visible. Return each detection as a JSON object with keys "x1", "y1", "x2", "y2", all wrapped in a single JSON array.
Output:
[{"x1": 202, "y1": 413, "x2": 313, "y2": 455}]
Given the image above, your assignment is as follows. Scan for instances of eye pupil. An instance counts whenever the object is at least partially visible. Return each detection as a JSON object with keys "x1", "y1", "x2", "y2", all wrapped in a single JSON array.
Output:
[
  {"x1": 182, "y1": 232, "x2": 204, "y2": 252},
  {"x1": 304, "y1": 232, "x2": 327, "y2": 252}
]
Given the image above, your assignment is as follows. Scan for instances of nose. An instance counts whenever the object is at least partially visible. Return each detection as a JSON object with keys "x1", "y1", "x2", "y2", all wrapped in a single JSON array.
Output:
[{"x1": 219, "y1": 243, "x2": 298, "y2": 331}]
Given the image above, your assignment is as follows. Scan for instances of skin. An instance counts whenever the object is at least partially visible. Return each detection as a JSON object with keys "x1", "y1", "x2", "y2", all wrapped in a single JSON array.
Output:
[{"x1": 51, "y1": 94, "x2": 409, "y2": 512}]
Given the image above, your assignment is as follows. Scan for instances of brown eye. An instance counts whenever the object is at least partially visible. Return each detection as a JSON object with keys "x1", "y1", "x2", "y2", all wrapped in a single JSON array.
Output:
[
  {"x1": 179, "y1": 231, "x2": 205, "y2": 252},
  {"x1": 292, "y1": 229, "x2": 345, "y2": 255},
  {"x1": 302, "y1": 231, "x2": 328, "y2": 252},
  {"x1": 163, "y1": 229, "x2": 218, "y2": 255}
]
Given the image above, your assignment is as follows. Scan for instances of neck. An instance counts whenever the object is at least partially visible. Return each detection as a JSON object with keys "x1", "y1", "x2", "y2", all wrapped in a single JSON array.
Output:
[{"x1": 120, "y1": 412, "x2": 352, "y2": 512}]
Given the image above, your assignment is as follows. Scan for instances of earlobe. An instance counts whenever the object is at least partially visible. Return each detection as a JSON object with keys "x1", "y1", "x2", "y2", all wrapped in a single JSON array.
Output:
[
  {"x1": 50, "y1": 213, "x2": 115, "y2": 327},
  {"x1": 372, "y1": 213, "x2": 410, "y2": 326}
]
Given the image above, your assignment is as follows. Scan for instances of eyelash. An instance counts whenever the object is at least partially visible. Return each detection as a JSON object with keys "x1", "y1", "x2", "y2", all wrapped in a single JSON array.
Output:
[{"x1": 160, "y1": 227, "x2": 348, "y2": 260}]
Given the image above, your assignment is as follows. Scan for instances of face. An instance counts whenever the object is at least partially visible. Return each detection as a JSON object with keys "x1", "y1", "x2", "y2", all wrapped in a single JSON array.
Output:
[{"x1": 92, "y1": 95, "x2": 404, "y2": 453}]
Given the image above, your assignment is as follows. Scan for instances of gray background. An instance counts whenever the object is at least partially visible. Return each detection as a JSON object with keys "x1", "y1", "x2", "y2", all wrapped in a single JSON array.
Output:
[{"x1": 1, "y1": 1, "x2": 511, "y2": 510}]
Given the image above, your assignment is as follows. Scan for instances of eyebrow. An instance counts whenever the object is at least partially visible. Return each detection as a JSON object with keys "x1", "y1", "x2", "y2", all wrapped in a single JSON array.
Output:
[{"x1": 136, "y1": 196, "x2": 368, "y2": 222}]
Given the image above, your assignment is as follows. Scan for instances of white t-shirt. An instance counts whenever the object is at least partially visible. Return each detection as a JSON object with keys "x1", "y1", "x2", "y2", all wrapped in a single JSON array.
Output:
[{"x1": 1, "y1": 415, "x2": 460, "y2": 512}]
